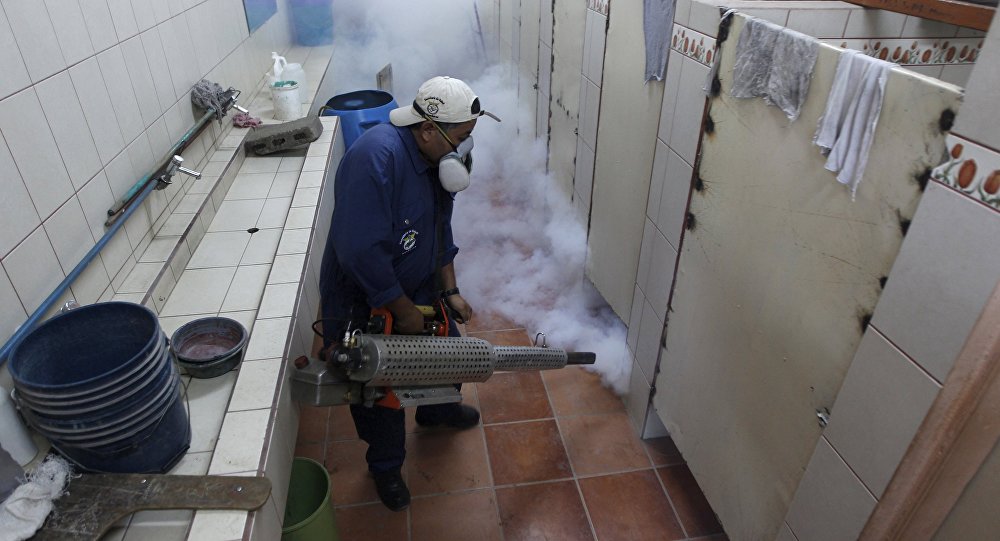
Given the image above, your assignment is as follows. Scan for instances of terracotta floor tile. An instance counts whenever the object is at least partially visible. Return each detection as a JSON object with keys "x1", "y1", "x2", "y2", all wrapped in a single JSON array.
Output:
[
  {"x1": 334, "y1": 502, "x2": 408, "y2": 539},
  {"x1": 405, "y1": 427, "x2": 491, "y2": 496},
  {"x1": 325, "y1": 439, "x2": 382, "y2": 506},
  {"x1": 543, "y1": 366, "x2": 625, "y2": 416},
  {"x1": 579, "y1": 471, "x2": 685, "y2": 541},
  {"x1": 658, "y1": 465, "x2": 724, "y2": 537},
  {"x1": 476, "y1": 371, "x2": 553, "y2": 424},
  {"x1": 496, "y1": 481, "x2": 594, "y2": 541},
  {"x1": 560, "y1": 412, "x2": 651, "y2": 475},
  {"x1": 468, "y1": 329, "x2": 533, "y2": 346},
  {"x1": 464, "y1": 310, "x2": 520, "y2": 333},
  {"x1": 645, "y1": 435, "x2": 684, "y2": 466},
  {"x1": 296, "y1": 405, "x2": 329, "y2": 443},
  {"x1": 484, "y1": 420, "x2": 573, "y2": 485},
  {"x1": 411, "y1": 489, "x2": 502, "y2": 541},
  {"x1": 327, "y1": 405, "x2": 358, "y2": 442},
  {"x1": 293, "y1": 442, "x2": 325, "y2": 467}
]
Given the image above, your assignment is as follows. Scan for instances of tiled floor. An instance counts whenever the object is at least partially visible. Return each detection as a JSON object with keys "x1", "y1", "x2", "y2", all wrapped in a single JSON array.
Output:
[{"x1": 295, "y1": 316, "x2": 727, "y2": 541}]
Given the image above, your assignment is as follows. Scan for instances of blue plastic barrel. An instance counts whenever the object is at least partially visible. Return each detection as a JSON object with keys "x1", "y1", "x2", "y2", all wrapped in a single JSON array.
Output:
[
  {"x1": 9, "y1": 302, "x2": 190, "y2": 473},
  {"x1": 320, "y1": 90, "x2": 398, "y2": 150},
  {"x1": 289, "y1": 0, "x2": 333, "y2": 46}
]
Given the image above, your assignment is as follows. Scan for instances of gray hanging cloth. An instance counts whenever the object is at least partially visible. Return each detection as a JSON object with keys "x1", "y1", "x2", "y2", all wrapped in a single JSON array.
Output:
[{"x1": 644, "y1": 0, "x2": 677, "y2": 81}]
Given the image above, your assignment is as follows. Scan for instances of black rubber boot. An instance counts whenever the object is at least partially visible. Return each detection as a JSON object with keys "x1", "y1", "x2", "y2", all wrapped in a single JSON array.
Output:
[
  {"x1": 414, "y1": 404, "x2": 481, "y2": 429},
  {"x1": 372, "y1": 469, "x2": 410, "y2": 511}
]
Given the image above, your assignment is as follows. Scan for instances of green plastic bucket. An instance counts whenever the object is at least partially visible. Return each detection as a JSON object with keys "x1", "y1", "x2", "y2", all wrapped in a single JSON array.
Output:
[{"x1": 282, "y1": 457, "x2": 338, "y2": 541}]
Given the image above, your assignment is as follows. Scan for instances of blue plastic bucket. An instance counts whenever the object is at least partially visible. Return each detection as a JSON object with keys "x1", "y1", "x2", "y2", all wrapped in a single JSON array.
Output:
[
  {"x1": 320, "y1": 90, "x2": 398, "y2": 150},
  {"x1": 9, "y1": 302, "x2": 191, "y2": 473}
]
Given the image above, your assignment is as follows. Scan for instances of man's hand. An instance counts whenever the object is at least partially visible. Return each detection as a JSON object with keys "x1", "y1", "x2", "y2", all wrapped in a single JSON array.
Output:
[
  {"x1": 385, "y1": 295, "x2": 425, "y2": 334},
  {"x1": 445, "y1": 294, "x2": 473, "y2": 324}
]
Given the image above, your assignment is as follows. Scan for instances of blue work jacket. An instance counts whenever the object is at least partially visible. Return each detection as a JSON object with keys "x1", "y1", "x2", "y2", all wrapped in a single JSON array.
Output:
[{"x1": 319, "y1": 123, "x2": 458, "y2": 329}]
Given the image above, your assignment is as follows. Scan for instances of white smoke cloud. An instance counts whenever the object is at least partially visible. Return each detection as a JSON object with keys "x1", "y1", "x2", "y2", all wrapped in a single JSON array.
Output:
[{"x1": 328, "y1": 1, "x2": 631, "y2": 394}]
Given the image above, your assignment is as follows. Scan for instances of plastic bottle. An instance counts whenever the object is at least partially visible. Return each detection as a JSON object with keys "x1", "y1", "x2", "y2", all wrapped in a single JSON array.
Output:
[{"x1": 271, "y1": 52, "x2": 286, "y2": 81}]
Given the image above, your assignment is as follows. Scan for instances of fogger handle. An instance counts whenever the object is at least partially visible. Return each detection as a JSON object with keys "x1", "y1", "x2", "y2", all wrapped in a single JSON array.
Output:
[{"x1": 566, "y1": 352, "x2": 596, "y2": 365}]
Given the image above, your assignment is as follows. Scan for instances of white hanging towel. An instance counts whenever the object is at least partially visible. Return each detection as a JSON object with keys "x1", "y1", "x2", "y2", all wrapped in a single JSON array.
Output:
[
  {"x1": 814, "y1": 50, "x2": 895, "y2": 198},
  {"x1": 730, "y1": 17, "x2": 818, "y2": 121}
]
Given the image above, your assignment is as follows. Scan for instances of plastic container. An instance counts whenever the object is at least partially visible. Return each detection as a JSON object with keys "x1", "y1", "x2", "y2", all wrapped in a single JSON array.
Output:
[
  {"x1": 282, "y1": 457, "x2": 338, "y2": 541},
  {"x1": 272, "y1": 81, "x2": 302, "y2": 121},
  {"x1": 8, "y1": 302, "x2": 190, "y2": 473},
  {"x1": 289, "y1": 0, "x2": 333, "y2": 46},
  {"x1": 170, "y1": 317, "x2": 248, "y2": 379},
  {"x1": 319, "y1": 90, "x2": 398, "y2": 150}
]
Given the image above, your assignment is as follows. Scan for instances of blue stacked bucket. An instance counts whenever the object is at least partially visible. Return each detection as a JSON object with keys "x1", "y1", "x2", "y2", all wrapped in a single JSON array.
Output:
[
  {"x1": 9, "y1": 302, "x2": 190, "y2": 473},
  {"x1": 320, "y1": 90, "x2": 398, "y2": 150}
]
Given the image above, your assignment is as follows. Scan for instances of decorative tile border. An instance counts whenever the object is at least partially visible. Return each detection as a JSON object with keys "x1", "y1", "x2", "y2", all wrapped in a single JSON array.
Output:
[
  {"x1": 671, "y1": 24, "x2": 717, "y2": 67},
  {"x1": 931, "y1": 134, "x2": 1000, "y2": 211},
  {"x1": 830, "y1": 38, "x2": 982, "y2": 66},
  {"x1": 588, "y1": 0, "x2": 609, "y2": 16}
]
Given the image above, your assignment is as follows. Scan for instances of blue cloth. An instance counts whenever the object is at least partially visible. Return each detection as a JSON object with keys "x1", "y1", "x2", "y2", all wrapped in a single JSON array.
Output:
[{"x1": 319, "y1": 123, "x2": 458, "y2": 328}]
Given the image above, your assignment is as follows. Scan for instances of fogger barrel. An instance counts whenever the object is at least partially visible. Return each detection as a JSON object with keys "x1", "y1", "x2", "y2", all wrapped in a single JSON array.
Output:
[{"x1": 291, "y1": 334, "x2": 596, "y2": 407}]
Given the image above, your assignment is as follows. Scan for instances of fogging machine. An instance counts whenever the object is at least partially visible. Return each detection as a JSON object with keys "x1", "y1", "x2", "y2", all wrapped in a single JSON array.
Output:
[{"x1": 291, "y1": 306, "x2": 596, "y2": 408}]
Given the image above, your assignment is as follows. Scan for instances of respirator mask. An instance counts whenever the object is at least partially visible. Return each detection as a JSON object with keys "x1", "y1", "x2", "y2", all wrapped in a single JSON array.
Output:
[{"x1": 437, "y1": 135, "x2": 474, "y2": 193}]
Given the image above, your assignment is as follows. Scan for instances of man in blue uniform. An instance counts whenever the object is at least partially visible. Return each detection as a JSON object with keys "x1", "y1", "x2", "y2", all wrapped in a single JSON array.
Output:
[{"x1": 319, "y1": 76, "x2": 499, "y2": 511}]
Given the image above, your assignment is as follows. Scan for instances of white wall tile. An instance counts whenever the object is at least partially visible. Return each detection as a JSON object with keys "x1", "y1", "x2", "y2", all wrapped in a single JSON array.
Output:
[
  {"x1": 648, "y1": 139, "x2": 668, "y2": 220},
  {"x1": 0, "y1": 88, "x2": 74, "y2": 219},
  {"x1": 44, "y1": 0, "x2": 96, "y2": 65},
  {"x1": 3, "y1": 0, "x2": 66, "y2": 82},
  {"x1": 871, "y1": 182, "x2": 1000, "y2": 382},
  {"x1": 674, "y1": 0, "x2": 693, "y2": 27},
  {"x1": 185, "y1": 370, "x2": 237, "y2": 452},
  {"x1": 842, "y1": 8, "x2": 906, "y2": 39},
  {"x1": 668, "y1": 56, "x2": 708, "y2": 166},
  {"x1": 150, "y1": 0, "x2": 169, "y2": 24},
  {"x1": 785, "y1": 437, "x2": 876, "y2": 541},
  {"x1": 824, "y1": 329, "x2": 940, "y2": 497},
  {"x1": 70, "y1": 56, "x2": 126, "y2": 165},
  {"x1": 70, "y1": 247, "x2": 111, "y2": 304},
  {"x1": 939, "y1": 63, "x2": 974, "y2": 88},
  {"x1": 0, "y1": 137, "x2": 42, "y2": 257},
  {"x1": 76, "y1": 171, "x2": 116, "y2": 240},
  {"x1": 104, "y1": 148, "x2": 136, "y2": 201},
  {"x1": 0, "y1": 266, "x2": 26, "y2": 347},
  {"x1": 688, "y1": 0, "x2": 720, "y2": 38},
  {"x1": 953, "y1": 18, "x2": 1000, "y2": 148},
  {"x1": 160, "y1": 14, "x2": 200, "y2": 100},
  {"x1": 645, "y1": 226, "x2": 677, "y2": 314},
  {"x1": 903, "y1": 64, "x2": 943, "y2": 80},
  {"x1": 581, "y1": 78, "x2": 600, "y2": 149},
  {"x1": 243, "y1": 316, "x2": 291, "y2": 360},
  {"x1": 626, "y1": 353, "x2": 652, "y2": 433},
  {"x1": 34, "y1": 73, "x2": 103, "y2": 190},
  {"x1": 587, "y1": 13, "x2": 607, "y2": 86},
  {"x1": 657, "y1": 50, "x2": 683, "y2": 147},
  {"x1": 656, "y1": 147, "x2": 693, "y2": 250},
  {"x1": 635, "y1": 298, "x2": 663, "y2": 382},
  {"x1": 626, "y1": 282, "x2": 645, "y2": 353},
  {"x1": 106, "y1": 0, "x2": 138, "y2": 40},
  {"x1": 131, "y1": 0, "x2": 155, "y2": 32},
  {"x1": 121, "y1": 36, "x2": 162, "y2": 126},
  {"x1": 80, "y1": 0, "x2": 118, "y2": 52},
  {"x1": 141, "y1": 27, "x2": 177, "y2": 114},
  {"x1": 0, "y1": 4, "x2": 30, "y2": 100},
  {"x1": 160, "y1": 266, "x2": 236, "y2": 316},
  {"x1": 98, "y1": 45, "x2": 145, "y2": 143},
  {"x1": 2, "y1": 227, "x2": 63, "y2": 313},
  {"x1": 126, "y1": 131, "x2": 155, "y2": 181},
  {"x1": 258, "y1": 282, "x2": 297, "y2": 319},
  {"x1": 643, "y1": 402, "x2": 668, "y2": 439},
  {"x1": 146, "y1": 116, "x2": 171, "y2": 160},
  {"x1": 786, "y1": 9, "x2": 850, "y2": 39},
  {"x1": 901, "y1": 15, "x2": 958, "y2": 38},
  {"x1": 44, "y1": 198, "x2": 96, "y2": 274},
  {"x1": 538, "y1": 42, "x2": 552, "y2": 97},
  {"x1": 573, "y1": 136, "x2": 595, "y2": 210},
  {"x1": 582, "y1": 11, "x2": 594, "y2": 84},
  {"x1": 739, "y1": 8, "x2": 788, "y2": 27}
]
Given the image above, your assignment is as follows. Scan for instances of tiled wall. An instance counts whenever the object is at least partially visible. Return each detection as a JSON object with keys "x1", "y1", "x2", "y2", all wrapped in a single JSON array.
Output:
[
  {"x1": 0, "y1": 0, "x2": 294, "y2": 365},
  {"x1": 781, "y1": 9, "x2": 1000, "y2": 539},
  {"x1": 571, "y1": 6, "x2": 606, "y2": 222}
]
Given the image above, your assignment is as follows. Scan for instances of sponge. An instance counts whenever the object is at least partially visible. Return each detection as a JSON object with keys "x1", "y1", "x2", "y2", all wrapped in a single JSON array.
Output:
[{"x1": 243, "y1": 116, "x2": 323, "y2": 156}]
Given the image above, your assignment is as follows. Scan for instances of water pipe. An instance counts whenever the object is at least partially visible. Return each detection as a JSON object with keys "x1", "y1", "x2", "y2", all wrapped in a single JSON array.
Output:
[{"x1": 0, "y1": 87, "x2": 248, "y2": 367}]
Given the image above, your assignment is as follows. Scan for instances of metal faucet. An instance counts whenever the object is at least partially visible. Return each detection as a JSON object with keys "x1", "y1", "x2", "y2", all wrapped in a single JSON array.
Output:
[{"x1": 156, "y1": 155, "x2": 201, "y2": 189}]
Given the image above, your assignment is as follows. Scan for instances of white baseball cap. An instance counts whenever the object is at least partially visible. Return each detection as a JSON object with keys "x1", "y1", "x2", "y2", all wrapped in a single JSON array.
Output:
[{"x1": 390, "y1": 76, "x2": 501, "y2": 127}]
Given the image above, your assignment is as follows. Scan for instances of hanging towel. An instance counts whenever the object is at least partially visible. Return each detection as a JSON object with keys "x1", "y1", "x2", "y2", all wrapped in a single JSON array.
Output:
[
  {"x1": 644, "y1": 0, "x2": 676, "y2": 81},
  {"x1": 814, "y1": 50, "x2": 895, "y2": 198},
  {"x1": 730, "y1": 17, "x2": 818, "y2": 121}
]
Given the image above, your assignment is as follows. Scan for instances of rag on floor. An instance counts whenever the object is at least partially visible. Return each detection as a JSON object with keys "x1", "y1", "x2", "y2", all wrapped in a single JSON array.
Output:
[
  {"x1": 814, "y1": 50, "x2": 895, "y2": 199},
  {"x1": 730, "y1": 17, "x2": 818, "y2": 121},
  {"x1": 643, "y1": 0, "x2": 676, "y2": 81}
]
